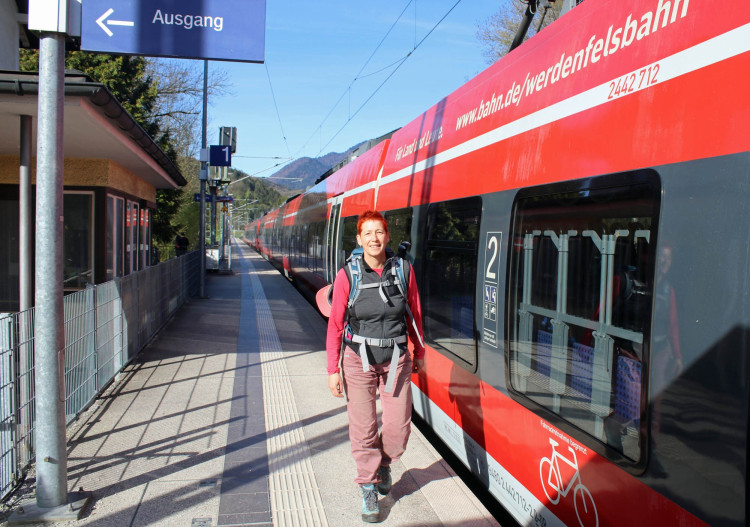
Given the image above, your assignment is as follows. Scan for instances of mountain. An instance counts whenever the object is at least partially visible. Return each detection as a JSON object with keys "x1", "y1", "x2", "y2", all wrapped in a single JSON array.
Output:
[
  {"x1": 267, "y1": 145, "x2": 361, "y2": 190},
  {"x1": 266, "y1": 129, "x2": 400, "y2": 191}
]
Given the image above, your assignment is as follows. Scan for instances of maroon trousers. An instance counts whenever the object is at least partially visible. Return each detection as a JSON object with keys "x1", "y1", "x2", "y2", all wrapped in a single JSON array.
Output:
[{"x1": 342, "y1": 347, "x2": 413, "y2": 485}]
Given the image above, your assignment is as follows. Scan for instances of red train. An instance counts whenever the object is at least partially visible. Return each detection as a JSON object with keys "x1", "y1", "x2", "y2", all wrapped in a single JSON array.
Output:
[{"x1": 245, "y1": 1, "x2": 750, "y2": 525}]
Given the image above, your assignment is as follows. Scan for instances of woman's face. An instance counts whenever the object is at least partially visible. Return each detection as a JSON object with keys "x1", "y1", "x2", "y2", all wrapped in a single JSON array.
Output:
[{"x1": 357, "y1": 219, "x2": 390, "y2": 261}]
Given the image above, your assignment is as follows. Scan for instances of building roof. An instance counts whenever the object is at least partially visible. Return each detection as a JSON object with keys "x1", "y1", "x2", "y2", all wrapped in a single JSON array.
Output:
[{"x1": 0, "y1": 69, "x2": 186, "y2": 188}]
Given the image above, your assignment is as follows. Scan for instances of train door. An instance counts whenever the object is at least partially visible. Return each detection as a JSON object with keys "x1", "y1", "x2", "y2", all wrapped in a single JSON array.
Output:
[
  {"x1": 421, "y1": 197, "x2": 482, "y2": 371},
  {"x1": 324, "y1": 195, "x2": 343, "y2": 283}
]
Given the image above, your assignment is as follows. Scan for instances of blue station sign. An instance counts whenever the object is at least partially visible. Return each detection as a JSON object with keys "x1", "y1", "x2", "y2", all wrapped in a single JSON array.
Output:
[
  {"x1": 81, "y1": 0, "x2": 266, "y2": 63},
  {"x1": 209, "y1": 145, "x2": 232, "y2": 167},
  {"x1": 194, "y1": 194, "x2": 234, "y2": 203}
]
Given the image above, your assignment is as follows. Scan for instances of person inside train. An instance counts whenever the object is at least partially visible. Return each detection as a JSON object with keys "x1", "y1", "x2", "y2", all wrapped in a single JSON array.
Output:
[
  {"x1": 650, "y1": 243, "x2": 682, "y2": 476},
  {"x1": 325, "y1": 209, "x2": 425, "y2": 523}
]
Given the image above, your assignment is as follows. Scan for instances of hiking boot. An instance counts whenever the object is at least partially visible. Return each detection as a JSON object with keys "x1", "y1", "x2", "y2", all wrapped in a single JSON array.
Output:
[
  {"x1": 376, "y1": 465, "x2": 391, "y2": 496},
  {"x1": 361, "y1": 483, "x2": 380, "y2": 523}
]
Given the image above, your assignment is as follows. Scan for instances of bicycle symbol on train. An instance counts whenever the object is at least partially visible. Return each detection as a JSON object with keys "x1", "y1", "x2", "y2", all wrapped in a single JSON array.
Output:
[{"x1": 539, "y1": 437, "x2": 598, "y2": 527}]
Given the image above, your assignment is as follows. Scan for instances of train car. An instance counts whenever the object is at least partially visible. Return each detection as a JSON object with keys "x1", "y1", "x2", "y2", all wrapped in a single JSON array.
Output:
[
  {"x1": 242, "y1": 219, "x2": 260, "y2": 251},
  {"x1": 246, "y1": 0, "x2": 750, "y2": 525}
]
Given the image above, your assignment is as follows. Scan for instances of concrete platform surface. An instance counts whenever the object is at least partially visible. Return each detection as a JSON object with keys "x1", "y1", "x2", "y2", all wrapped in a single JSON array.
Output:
[{"x1": 2, "y1": 242, "x2": 501, "y2": 527}]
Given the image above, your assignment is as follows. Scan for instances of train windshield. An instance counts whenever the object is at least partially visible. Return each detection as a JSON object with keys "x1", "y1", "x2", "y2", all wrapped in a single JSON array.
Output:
[{"x1": 507, "y1": 171, "x2": 660, "y2": 462}]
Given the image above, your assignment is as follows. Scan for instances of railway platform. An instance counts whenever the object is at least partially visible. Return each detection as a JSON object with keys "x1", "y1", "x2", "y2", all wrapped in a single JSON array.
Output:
[{"x1": 7, "y1": 241, "x2": 500, "y2": 527}]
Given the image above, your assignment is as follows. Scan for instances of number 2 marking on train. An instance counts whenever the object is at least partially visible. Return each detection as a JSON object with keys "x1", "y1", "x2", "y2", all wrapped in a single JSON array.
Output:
[
  {"x1": 486, "y1": 234, "x2": 500, "y2": 280},
  {"x1": 482, "y1": 232, "x2": 502, "y2": 342}
]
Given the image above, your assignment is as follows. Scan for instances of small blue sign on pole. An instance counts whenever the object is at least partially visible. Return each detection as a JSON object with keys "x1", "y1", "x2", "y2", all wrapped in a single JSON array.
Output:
[
  {"x1": 81, "y1": 0, "x2": 266, "y2": 63},
  {"x1": 193, "y1": 194, "x2": 234, "y2": 202},
  {"x1": 209, "y1": 145, "x2": 232, "y2": 167}
]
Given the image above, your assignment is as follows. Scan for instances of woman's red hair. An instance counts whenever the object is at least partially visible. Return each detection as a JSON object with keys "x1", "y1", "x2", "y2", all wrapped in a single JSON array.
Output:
[{"x1": 357, "y1": 210, "x2": 388, "y2": 235}]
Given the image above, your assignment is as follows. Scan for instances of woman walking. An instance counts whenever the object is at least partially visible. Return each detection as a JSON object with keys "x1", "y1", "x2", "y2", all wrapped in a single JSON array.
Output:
[{"x1": 325, "y1": 210, "x2": 425, "y2": 523}]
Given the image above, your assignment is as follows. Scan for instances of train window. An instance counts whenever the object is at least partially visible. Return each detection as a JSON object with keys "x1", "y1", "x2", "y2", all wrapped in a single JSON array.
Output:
[
  {"x1": 384, "y1": 208, "x2": 413, "y2": 260},
  {"x1": 342, "y1": 216, "x2": 358, "y2": 260},
  {"x1": 310, "y1": 221, "x2": 324, "y2": 274},
  {"x1": 301, "y1": 224, "x2": 309, "y2": 268},
  {"x1": 507, "y1": 172, "x2": 659, "y2": 462},
  {"x1": 423, "y1": 197, "x2": 481, "y2": 370},
  {"x1": 284, "y1": 225, "x2": 292, "y2": 258}
]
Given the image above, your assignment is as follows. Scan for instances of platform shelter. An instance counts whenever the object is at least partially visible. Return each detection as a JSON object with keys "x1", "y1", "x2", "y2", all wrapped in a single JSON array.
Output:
[{"x1": 0, "y1": 70, "x2": 186, "y2": 312}]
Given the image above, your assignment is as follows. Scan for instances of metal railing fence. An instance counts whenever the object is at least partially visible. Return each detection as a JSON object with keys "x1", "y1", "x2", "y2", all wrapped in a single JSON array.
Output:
[{"x1": 0, "y1": 251, "x2": 199, "y2": 502}]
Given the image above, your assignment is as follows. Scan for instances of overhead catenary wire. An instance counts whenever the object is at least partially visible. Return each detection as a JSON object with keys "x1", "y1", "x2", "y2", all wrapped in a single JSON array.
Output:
[
  {"x1": 293, "y1": 0, "x2": 417, "y2": 158},
  {"x1": 249, "y1": 0, "x2": 464, "y2": 180},
  {"x1": 231, "y1": 65, "x2": 294, "y2": 182},
  {"x1": 228, "y1": 162, "x2": 294, "y2": 186},
  {"x1": 265, "y1": 63, "x2": 293, "y2": 160},
  {"x1": 315, "y1": 0, "x2": 463, "y2": 157},
  {"x1": 234, "y1": 155, "x2": 294, "y2": 160},
  {"x1": 356, "y1": 56, "x2": 412, "y2": 80}
]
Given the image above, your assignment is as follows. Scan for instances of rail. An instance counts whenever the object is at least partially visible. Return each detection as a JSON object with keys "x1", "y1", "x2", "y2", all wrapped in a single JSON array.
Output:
[{"x1": 0, "y1": 251, "x2": 200, "y2": 502}]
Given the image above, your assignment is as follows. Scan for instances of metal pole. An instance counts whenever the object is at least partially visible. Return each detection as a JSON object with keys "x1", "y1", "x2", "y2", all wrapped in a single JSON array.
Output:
[
  {"x1": 19, "y1": 115, "x2": 34, "y2": 470},
  {"x1": 200, "y1": 182, "x2": 206, "y2": 295},
  {"x1": 509, "y1": 0, "x2": 538, "y2": 52},
  {"x1": 218, "y1": 191, "x2": 224, "y2": 267},
  {"x1": 34, "y1": 32, "x2": 67, "y2": 508},
  {"x1": 19, "y1": 115, "x2": 33, "y2": 311},
  {"x1": 199, "y1": 60, "x2": 207, "y2": 297},
  {"x1": 210, "y1": 186, "x2": 217, "y2": 246}
]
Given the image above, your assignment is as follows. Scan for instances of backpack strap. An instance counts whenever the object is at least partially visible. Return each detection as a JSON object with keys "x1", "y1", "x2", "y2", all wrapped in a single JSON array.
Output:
[
  {"x1": 390, "y1": 257, "x2": 408, "y2": 299},
  {"x1": 347, "y1": 256, "x2": 361, "y2": 308},
  {"x1": 391, "y1": 258, "x2": 424, "y2": 349},
  {"x1": 344, "y1": 252, "x2": 424, "y2": 393},
  {"x1": 346, "y1": 247, "x2": 365, "y2": 307},
  {"x1": 348, "y1": 255, "x2": 424, "y2": 348}
]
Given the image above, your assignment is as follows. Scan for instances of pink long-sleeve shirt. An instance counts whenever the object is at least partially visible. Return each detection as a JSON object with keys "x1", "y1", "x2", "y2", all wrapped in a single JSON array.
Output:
[{"x1": 325, "y1": 264, "x2": 425, "y2": 375}]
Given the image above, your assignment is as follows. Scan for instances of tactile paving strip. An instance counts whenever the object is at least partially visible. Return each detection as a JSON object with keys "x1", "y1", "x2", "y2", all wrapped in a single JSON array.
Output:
[{"x1": 249, "y1": 266, "x2": 329, "y2": 527}]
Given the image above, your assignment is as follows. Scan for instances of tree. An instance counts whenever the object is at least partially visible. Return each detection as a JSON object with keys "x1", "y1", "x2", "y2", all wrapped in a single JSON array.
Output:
[
  {"x1": 18, "y1": 51, "x2": 233, "y2": 246},
  {"x1": 143, "y1": 60, "x2": 232, "y2": 250},
  {"x1": 227, "y1": 169, "x2": 286, "y2": 211},
  {"x1": 20, "y1": 50, "x2": 184, "y2": 243},
  {"x1": 145, "y1": 59, "x2": 231, "y2": 158},
  {"x1": 476, "y1": 0, "x2": 563, "y2": 64},
  {"x1": 20, "y1": 51, "x2": 161, "y2": 136}
]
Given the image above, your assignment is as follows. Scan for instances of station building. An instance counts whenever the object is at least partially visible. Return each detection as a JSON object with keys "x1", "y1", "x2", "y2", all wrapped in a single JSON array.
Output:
[{"x1": 0, "y1": 69, "x2": 187, "y2": 312}]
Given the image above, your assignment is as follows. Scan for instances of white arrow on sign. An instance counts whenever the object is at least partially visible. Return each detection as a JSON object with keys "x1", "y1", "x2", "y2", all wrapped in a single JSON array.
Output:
[{"x1": 96, "y1": 8, "x2": 135, "y2": 37}]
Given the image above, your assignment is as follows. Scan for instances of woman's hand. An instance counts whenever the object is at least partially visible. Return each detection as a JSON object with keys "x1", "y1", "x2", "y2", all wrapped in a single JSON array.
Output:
[
  {"x1": 328, "y1": 373, "x2": 344, "y2": 397},
  {"x1": 412, "y1": 358, "x2": 425, "y2": 373}
]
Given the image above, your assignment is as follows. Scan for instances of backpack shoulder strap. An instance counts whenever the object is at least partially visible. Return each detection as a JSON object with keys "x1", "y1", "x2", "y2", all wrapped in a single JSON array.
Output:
[
  {"x1": 390, "y1": 256, "x2": 410, "y2": 299},
  {"x1": 391, "y1": 257, "x2": 424, "y2": 347},
  {"x1": 346, "y1": 247, "x2": 364, "y2": 307}
]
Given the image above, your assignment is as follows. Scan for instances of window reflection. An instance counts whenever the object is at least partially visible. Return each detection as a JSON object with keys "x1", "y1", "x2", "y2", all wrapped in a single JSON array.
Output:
[
  {"x1": 384, "y1": 208, "x2": 413, "y2": 260},
  {"x1": 63, "y1": 193, "x2": 94, "y2": 290},
  {"x1": 507, "y1": 174, "x2": 659, "y2": 462},
  {"x1": 423, "y1": 198, "x2": 481, "y2": 369}
]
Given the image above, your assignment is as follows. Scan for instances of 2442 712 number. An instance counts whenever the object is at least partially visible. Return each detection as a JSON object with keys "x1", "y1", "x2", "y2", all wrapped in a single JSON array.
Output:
[{"x1": 608, "y1": 63, "x2": 660, "y2": 100}]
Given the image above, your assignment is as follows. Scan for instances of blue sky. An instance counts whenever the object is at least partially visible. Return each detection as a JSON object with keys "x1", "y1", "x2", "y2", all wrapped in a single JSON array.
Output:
[{"x1": 207, "y1": 0, "x2": 500, "y2": 179}]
